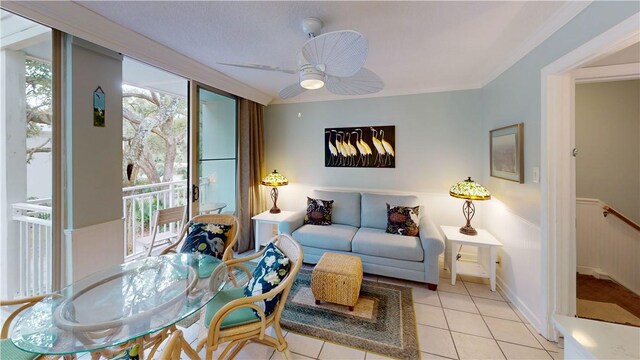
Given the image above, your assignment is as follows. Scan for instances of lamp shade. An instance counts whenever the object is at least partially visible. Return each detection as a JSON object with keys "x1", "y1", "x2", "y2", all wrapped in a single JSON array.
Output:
[
  {"x1": 261, "y1": 169, "x2": 288, "y2": 187},
  {"x1": 449, "y1": 177, "x2": 491, "y2": 201}
]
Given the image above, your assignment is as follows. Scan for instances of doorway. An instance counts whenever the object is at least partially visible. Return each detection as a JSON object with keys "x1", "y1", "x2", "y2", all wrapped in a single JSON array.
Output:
[
  {"x1": 574, "y1": 77, "x2": 640, "y2": 326},
  {"x1": 0, "y1": 10, "x2": 61, "y2": 298},
  {"x1": 542, "y1": 15, "x2": 639, "y2": 339}
]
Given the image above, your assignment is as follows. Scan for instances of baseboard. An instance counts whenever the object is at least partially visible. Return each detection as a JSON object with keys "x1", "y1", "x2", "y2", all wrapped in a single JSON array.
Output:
[
  {"x1": 577, "y1": 266, "x2": 613, "y2": 281},
  {"x1": 496, "y1": 274, "x2": 544, "y2": 335}
]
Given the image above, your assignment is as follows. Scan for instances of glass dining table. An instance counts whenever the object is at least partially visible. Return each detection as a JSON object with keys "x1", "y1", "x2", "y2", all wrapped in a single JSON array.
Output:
[{"x1": 9, "y1": 253, "x2": 230, "y2": 359}]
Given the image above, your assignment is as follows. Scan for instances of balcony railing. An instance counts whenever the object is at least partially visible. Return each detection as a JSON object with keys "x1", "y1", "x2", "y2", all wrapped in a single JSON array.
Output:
[
  {"x1": 9, "y1": 179, "x2": 204, "y2": 297},
  {"x1": 11, "y1": 202, "x2": 53, "y2": 297},
  {"x1": 122, "y1": 180, "x2": 189, "y2": 259}
]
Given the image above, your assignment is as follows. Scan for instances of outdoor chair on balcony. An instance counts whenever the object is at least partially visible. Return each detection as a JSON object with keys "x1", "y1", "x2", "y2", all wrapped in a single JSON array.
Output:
[
  {"x1": 0, "y1": 295, "x2": 59, "y2": 360},
  {"x1": 137, "y1": 205, "x2": 187, "y2": 257},
  {"x1": 195, "y1": 233, "x2": 303, "y2": 360},
  {"x1": 161, "y1": 214, "x2": 240, "y2": 262}
]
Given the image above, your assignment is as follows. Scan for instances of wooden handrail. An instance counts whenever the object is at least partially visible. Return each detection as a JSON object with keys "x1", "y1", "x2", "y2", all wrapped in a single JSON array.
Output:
[{"x1": 602, "y1": 205, "x2": 640, "y2": 232}]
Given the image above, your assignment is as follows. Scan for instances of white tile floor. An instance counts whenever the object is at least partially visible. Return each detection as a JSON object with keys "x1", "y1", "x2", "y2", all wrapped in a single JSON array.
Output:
[{"x1": 81, "y1": 262, "x2": 564, "y2": 360}]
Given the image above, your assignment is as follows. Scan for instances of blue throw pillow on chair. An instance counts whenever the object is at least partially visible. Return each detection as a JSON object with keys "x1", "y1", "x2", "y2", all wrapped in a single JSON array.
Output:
[
  {"x1": 243, "y1": 242, "x2": 290, "y2": 317},
  {"x1": 180, "y1": 222, "x2": 231, "y2": 260}
]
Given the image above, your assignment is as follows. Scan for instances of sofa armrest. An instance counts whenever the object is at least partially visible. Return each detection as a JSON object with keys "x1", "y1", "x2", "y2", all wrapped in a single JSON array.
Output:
[
  {"x1": 278, "y1": 210, "x2": 306, "y2": 234},
  {"x1": 419, "y1": 216, "x2": 445, "y2": 286}
]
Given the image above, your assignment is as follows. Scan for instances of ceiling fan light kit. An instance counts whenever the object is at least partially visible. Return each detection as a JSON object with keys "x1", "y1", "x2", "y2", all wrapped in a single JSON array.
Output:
[
  {"x1": 220, "y1": 17, "x2": 384, "y2": 99},
  {"x1": 299, "y1": 63, "x2": 325, "y2": 90}
]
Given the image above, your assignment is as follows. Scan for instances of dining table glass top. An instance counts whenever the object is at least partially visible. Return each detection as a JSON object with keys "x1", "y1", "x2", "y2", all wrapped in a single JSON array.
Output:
[{"x1": 9, "y1": 253, "x2": 225, "y2": 355}]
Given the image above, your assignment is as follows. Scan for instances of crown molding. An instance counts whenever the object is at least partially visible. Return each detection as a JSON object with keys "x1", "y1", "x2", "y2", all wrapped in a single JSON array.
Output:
[
  {"x1": 269, "y1": 83, "x2": 483, "y2": 105},
  {"x1": 1, "y1": 1, "x2": 273, "y2": 105},
  {"x1": 481, "y1": 1, "x2": 592, "y2": 88}
]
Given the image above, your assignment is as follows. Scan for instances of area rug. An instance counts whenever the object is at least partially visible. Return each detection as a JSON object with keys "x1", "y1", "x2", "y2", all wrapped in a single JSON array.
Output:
[
  {"x1": 281, "y1": 270, "x2": 419, "y2": 360},
  {"x1": 577, "y1": 299, "x2": 640, "y2": 327}
]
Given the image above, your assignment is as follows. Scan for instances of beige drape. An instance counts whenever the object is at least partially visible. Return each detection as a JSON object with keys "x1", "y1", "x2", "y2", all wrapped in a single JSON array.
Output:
[{"x1": 236, "y1": 98, "x2": 266, "y2": 253}]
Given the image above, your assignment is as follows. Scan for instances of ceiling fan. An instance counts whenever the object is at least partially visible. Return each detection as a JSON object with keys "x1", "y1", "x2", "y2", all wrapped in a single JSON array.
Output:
[{"x1": 219, "y1": 17, "x2": 384, "y2": 99}]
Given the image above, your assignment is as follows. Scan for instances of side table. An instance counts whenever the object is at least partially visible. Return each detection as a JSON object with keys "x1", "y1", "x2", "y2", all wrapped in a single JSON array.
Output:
[
  {"x1": 252, "y1": 210, "x2": 296, "y2": 252},
  {"x1": 441, "y1": 225, "x2": 503, "y2": 291}
]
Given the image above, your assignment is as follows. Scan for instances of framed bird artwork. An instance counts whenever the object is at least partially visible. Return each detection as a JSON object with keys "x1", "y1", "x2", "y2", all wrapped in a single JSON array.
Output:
[{"x1": 324, "y1": 125, "x2": 395, "y2": 168}]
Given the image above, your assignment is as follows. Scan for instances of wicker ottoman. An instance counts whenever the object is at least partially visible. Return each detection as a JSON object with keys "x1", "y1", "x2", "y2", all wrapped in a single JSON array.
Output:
[{"x1": 311, "y1": 253, "x2": 363, "y2": 311}]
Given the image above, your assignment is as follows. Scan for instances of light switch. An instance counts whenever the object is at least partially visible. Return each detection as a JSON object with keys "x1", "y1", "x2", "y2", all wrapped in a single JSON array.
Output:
[{"x1": 533, "y1": 167, "x2": 539, "y2": 183}]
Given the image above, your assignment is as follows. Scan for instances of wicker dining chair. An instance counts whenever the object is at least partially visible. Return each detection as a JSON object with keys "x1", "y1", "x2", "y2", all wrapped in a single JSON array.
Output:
[
  {"x1": 196, "y1": 233, "x2": 303, "y2": 360},
  {"x1": 0, "y1": 295, "x2": 59, "y2": 360},
  {"x1": 161, "y1": 214, "x2": 240, "y2": 262},
  {"x1": 158, "y1": 329, "x2": 184, "y2": 360}
]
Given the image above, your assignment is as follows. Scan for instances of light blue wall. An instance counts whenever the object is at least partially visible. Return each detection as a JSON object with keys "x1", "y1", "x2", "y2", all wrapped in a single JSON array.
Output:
[
  {"x1": 481, "y1": 1, "x2": 640, "y2": 224},
  {"x1": 265, "y1": 90, "x2": 483, "y2": 196}
]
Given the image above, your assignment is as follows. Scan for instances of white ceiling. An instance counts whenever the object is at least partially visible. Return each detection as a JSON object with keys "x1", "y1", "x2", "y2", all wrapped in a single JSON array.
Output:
[{"x1": 68, "y1": 2, "x2": 587, "y2": 103}]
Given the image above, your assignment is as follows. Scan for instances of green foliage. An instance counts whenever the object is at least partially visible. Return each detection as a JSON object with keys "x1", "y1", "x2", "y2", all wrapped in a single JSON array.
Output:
[
  {"x1": 133, "y1": 196, "x2": 164, "y2": 224},
  {"x1": 25, "y1": 59, "x2": 53, "y2": 137}
]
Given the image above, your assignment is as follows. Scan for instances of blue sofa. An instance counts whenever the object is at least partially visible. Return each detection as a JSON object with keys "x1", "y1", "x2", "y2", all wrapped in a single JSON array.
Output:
[{"x1": 279, "y1": 190, "x2": 445, "y2": 290}]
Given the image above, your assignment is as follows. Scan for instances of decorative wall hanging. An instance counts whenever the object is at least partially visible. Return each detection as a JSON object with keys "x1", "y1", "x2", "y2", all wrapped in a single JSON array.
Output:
[
  {"x1": 93, "y1": 86, "x2": 105, "y2": 127},
  {"x1": 325, "y1": 125, "x2": 395, "y2": 168},
  {"x1": 490, "y1": 123, "x2": 524, "y2": 183}
]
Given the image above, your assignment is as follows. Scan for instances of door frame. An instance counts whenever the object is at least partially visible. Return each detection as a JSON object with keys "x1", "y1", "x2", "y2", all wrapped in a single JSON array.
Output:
[
  {"x1": 541, "y1": 12, "x2": 639, "y2": 340},
  {"x1": 188, "y1": 81, "x2": 238, "y2": 218}
]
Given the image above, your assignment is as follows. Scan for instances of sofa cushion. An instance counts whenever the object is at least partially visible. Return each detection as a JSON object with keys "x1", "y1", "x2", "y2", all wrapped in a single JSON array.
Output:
[
  {"x1": 352, "y1": 227, "x2": 424, "y2": 262},
  {"x1": 292, "y1": 223, "x2": 358, "y2": 252},
  {"x1": 304, "y1": 197, "x2": 334, "y2": 225},
  {"x1": 361, "y1": 193, "x2": 419, "y2": 230},
  {"x1": 313, "y1": 190, "x2": 361, "y2": 227},
  {"x1": 386, "y1": 204, "x2": 420, "y2": 236}
]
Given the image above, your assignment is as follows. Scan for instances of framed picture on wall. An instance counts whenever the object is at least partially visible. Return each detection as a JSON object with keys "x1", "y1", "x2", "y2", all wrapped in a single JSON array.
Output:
[
  {"x1": 490, "y1": 123, "x2": 524, "y2": 183},
  {"x1": 325, "y1": 125, "x2": 395, "y2": 168}
]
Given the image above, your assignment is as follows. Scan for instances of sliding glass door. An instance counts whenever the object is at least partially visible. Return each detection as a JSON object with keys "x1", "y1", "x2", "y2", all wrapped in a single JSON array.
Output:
[{"x1": 190, "y1": 83, "x2": 237, "y2": 216}]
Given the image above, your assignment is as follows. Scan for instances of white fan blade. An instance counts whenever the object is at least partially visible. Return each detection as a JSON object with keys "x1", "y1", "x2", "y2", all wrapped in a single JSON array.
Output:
[
  {"x1": 325, "y1": 68, "x2": 384, "y2": 96},
  {"x1": 218, "y1": 62, "x2": 296, "y2": 74},
  {"x1": 302, "y1": 30, "x2": 368, "y2": 78},
  {"x1": 279, "y1": 83, "x2": 307, "y2": 99}
]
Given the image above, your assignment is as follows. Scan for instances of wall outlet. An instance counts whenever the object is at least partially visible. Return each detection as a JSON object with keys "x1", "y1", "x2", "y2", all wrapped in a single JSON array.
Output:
[
  {"x1": 497, "y1": 255, "x2": 502, "y2": 267},
  {"x1": 532, "y1": 167, "x2": 540, "y2": 183}
]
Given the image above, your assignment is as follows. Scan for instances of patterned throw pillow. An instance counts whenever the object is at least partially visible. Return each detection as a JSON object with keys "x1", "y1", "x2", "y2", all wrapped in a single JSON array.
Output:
[
  {"x1": 386, "y1": 204, "x2": 420, "y2": 236},
  {"x1": 304, "y1": 197, "x2": 334, "y2": 225},
  {"x1": 243, "y1": 242, "x2": 291, "y2": 317},
  {"x1": 179, "y1": 222, "x2": 231, "y2": 260}
]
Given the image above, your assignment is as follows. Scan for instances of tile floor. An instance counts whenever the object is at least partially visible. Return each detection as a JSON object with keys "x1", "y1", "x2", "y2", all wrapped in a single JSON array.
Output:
[{"x1": 81, "y1": 262, "x2": 565, "y2": 359}]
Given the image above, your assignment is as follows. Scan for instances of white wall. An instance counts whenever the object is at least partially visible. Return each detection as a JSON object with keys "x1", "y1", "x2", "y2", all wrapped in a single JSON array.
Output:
[
  {"x1": 0, "y1": 49, "x2": 27, "y2": 299},
  {"x1": 575, "y1": 80, "x2": 640, "y2": 224},
  {"x1": 64, "y1": 36, "x2": 124, "y2": 282}
]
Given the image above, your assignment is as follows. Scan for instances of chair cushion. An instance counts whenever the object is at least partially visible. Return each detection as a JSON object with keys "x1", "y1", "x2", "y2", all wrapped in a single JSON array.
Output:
[
  {"x1": 352, "y1": 227, "x2": 424, "y2": 262},
  {"x1": 110, "y1": 344, "x2": 140, "y2": 359},
  {"x1": 304, "y1": 197, "x2": 334, "y2": 225},
  {"x1": 244, "y1": 242, "x2": 290, "y2": 317},
  {"x1": 0, "y1": 339, "x2": 38, "y2": 360},
  {"x1": 361, "y1": 193, "x2": 419, "y2": 230},
  {"x1": 312, "y1": 190, "x2": 361, "y2": 227},
  {"x1": 180, "y1": 222, "x2": 231, "y2": 259},
  {"x1": 292, "y1": 224, "x2": 358, "y2": 251},
  {"x1": 386, "y1": 204, "x2": 420, "y2": 236},
  {"x1": 205, "y1": 287, "x2": 259, "y2": 329}
]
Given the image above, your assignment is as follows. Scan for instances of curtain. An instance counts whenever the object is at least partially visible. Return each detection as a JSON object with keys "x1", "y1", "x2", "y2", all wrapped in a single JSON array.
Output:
[{"x1": 236, "y1": 98, "x2": 266, "y2": 253}]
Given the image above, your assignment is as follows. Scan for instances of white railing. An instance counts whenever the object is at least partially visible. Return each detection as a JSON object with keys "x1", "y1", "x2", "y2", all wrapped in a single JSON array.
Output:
[
  {"x1": 10, "y1": 179, "x2": 200, "y2": 296},
  {"x1": 122, "y1": 180, "x2": 189, "y2": 259},
  {"x1": 11, "y1": 202, "x2": 53, "y2": 297}
]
